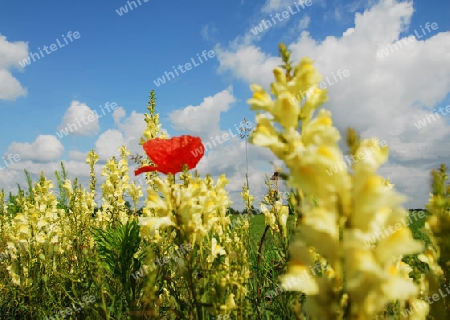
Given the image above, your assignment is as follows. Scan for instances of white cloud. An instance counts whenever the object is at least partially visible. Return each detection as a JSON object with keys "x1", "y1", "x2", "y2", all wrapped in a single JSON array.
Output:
[
  {"x1": 0, "y1": 34, "x2": 28, "y2": 69},
  {"x1": 343, "y1": 27, "x2": 355, "y2": 37},
  {"x1": 94, "y1": 108, "x2": 147, "y2": 160},
  {"x1": 261, "y1": 0, "x2": 292, "y2": 13},
  {"x1": 195, "y1": 138, "x2": 280, "y2": 209},
  {"x1": 169, "y1": 87, "x2": 236, "y2": 140},
  {"x1": 0, "y1": 34, "x2": 28, "y2": 101},
  {"x1": 57, "y1": 101, "x2": 101, "y2": 136},
  {"x1": 6, "y1": 135, "x2": 64, "y2": 162},
  {"x1": 214, "y1": 0, "x2": 450, "y2": 208},
  {"x1": 95, "y1": 129, "x2": 125, "y2": 160},
  {"x1": 68, "y1": 150, "x2": 88, "y2": 161},
  {"x1": 61, "y1": 160, "x2": 93, "y2": 178},
  {"x1": 201, "y1": 23, "x2": 218, "y2": 41},
  {"x1": 0, "y1": 70, "x2": 27, "y2": 101},
  {"x1": 216, "y1": 46, "x2": 280, "y2": 89},
  {"x1": 297, "y1": 15, "x2": 311, "y2": 30},
  {"x1": 115, "y1": 109, "x2": 146, "y2": 143},
  {"x1": 113, "y1": 107, "x2": 126, "y2": 125}
]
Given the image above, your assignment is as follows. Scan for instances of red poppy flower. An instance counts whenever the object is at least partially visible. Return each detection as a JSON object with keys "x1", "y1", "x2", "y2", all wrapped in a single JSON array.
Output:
[{"x1": 135, "y1": 135, "x2": 204, "y2": 175}]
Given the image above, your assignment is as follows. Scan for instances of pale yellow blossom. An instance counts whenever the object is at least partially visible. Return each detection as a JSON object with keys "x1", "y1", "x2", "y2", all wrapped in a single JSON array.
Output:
[{"x1": 207, "y1": 237, "x2": 226, "y2": 263}]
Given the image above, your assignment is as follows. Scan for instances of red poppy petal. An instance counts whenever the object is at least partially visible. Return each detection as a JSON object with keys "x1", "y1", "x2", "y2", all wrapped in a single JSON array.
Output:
[
  {"x1": 141, "y1": 135, "x2": 204, "y2": 174},
  {"x1": 134, "y1": 165, "x2": 158, "y2": 176}
]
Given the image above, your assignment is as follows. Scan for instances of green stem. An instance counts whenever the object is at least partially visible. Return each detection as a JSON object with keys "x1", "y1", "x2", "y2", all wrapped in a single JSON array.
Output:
[
  {"x1": 186, "y1": 260, "x2": 202, "y2": 320},
  {"x1": 256, "y1": 225, "x2": 270, "y2": 320}
]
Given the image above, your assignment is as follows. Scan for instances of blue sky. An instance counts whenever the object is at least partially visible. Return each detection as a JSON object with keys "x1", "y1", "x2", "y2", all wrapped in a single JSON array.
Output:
[{"x1": 0, "y1": 0, "x2": 449, "y2": 209}]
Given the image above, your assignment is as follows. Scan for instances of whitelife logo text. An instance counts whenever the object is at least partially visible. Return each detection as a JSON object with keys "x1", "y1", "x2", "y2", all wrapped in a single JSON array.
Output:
[
  {"x1": 56, "y1": 102, "x2": 118, "y2": 139},
  {"x1": 250, "y1": 0, "x2": 313, "y2": 35},
  {"x1": 190, "y1": 120, "x2": 254, "y2": 158},
  {"x1": 414, "y1": 105, "x2": 450, "y2": 129},
  {"x1": 376, "y1": 22, "x2": 438, "y2": 58},
  {"x1": 18, "y1": 31, "x2": 81, "y2": 67},
  {"x1": 152, "y1": 50, "x2": 216, "y2": 87},
  {"x1": 0, "y1": 154, "x2": 21, "y2": 171}
]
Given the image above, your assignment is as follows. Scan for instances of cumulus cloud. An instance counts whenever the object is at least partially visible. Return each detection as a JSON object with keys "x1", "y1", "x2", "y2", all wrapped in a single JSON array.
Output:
[
  {"x1": 68, "y1": 150, "x2": 88, "y2": 161},
  {"x1": 6, "y1": 135, "x2": 64, "y2": 162},
  {"x1": 214, "y1": 0, "x2": 450, "y2": 208},
  {"x1": 94, "y1": 108, "x2": 147, "y2": 160},
  {"x1": 0, "y1": 70, "x2": 27, "y2": 101},
  {"x1": 0, "y1": 34, "x2": 28, "y2": 101},
  {"x1": 95, "y1": 129, "x2": 125, "y2": 160},
  {"x1": 114, "y1": 109, "x2": 146, "y2": 143},
  {"x1": 57, "y1": 101, "x2": 101, "y2": 137},
  {"x1": 216, "y1": 47, "x2": 280, "y2": 89},
  {"x1": 169, "y1": 87, "x2": 236, "y2": 140},
  {"x1": 113, "y1": 107, "x2": 126, "y2": 125}
]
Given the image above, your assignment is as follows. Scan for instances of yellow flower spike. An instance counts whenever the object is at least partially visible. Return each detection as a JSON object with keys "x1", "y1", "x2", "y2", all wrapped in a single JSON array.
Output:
[
  {"x1": 278, "y1": 204, "x2": 289, "y2": 237},
  {"x1": 252, "y1": 92, "x2": 266, "y2": 100},
  {"x1": 281, "y1": 259, "x2": 319, "y2": 294},
  {"x1": 138, "y1": 217, "x2": 175, "y2": 235},
  {"x1": 250, "y1": 116, "x2": 286, "y2": 158},
  {"x1": 261, "y1": 203, "x2": 276, "y2": 228},
  {"x1": 299, "y1": 88, "x2": 329, "y2": 126},
  {"x1": 298, "y1": 165, "x2": 315, "y2": 177},
  {"x1": 293, "y1": 57, "x2": 321, "y2": 92},
  {"x1": 207, "y1": 237, "x2": 226, "y2": 264},
  {"x1": 375, "y1": 227, "x2": 423, "y2": 264},
  {"x1": 383, "y1": 178, "x2": 395, "y2": 190},
  {"x1": 216, "y1": 174, "x2": 228, "y2": 189},
  {"x1": 153, "y1": 176, "x2": 170, "y2": 195},
  {"x1": 295, "y1": 57, "x2": 313, "y2": 75},
  {"x1": 353, "y1": 139, "x2": 389, "y2": 173},
  {"x1": 388, "y1": 264, "x2": 398, "y2": 276},
  {"x1": 248, "y1": 85, "x2": 274, "y2": 112},
  {"x1": 326, "y1": 268, "x2": 335, "y2": 278},
  {"x1": 274, "y1": 94, "x2": 300, "y2": 130},
  {"x1": 317, "y1": 146, "x2": 335, "y2": 161},
  {"x1": 224, "y1": 293, "x2": 237, "y2": 310},
  {"x1": 317, "y1": 116, "x2": 332, "y2": 126},
  {"x1": 274, "y1": 67, "x2": 286, "y2": 84},
  {"x1": 147, "y1": 191, "x2": 168, "y2": 209},
  {"x1": 357, "y1": 176, "x2": 389, "y2": 202},
  {"x1": 243, "y1": 48, "x2": 430, "y2": 319}
]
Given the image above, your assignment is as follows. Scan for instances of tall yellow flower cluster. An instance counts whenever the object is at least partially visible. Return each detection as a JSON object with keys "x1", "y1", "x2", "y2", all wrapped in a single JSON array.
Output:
[
  {"x1": 422, "y1": 164, "x2": 450, "y2": 316},
  {"x1": 4, "y1": 174, "x2": 70, "y2": 287},
  {"x1": 240, "y1": 183, "x2": 254, "y2": 212},
  {"x1": 247, "y1": 46, "x2": 425, "y2": 318},
  {"x1": 98, "y1": 146, "x2": 136, "y2": 227},
  {"x1": 138, "y1": 172, "x2": 250, "y2": 317},
  {"x1": 140, "y1": 90, "x2": 167, "y2": 144},
  {"x1": 63, "y1": 171, "x2": 99, "y2": 250},
  {"x1": 140, "y1": 173, "x2": 232, "y2": 246},
  {"x1": 260, "y1": 177, "x2": 289, "y2": 238},
  {"x1": 135, "y1": 90, "x2": 167, "y2": 191}
]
